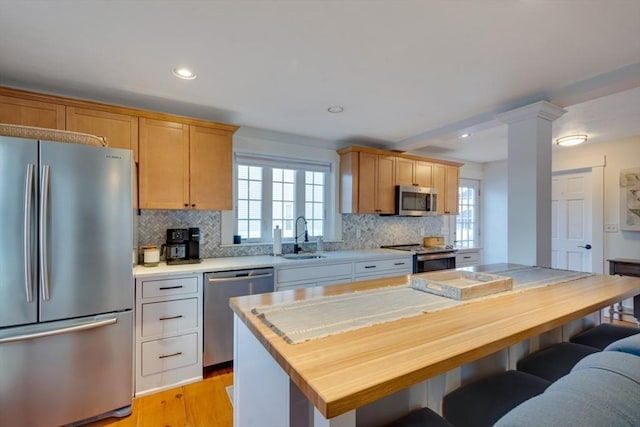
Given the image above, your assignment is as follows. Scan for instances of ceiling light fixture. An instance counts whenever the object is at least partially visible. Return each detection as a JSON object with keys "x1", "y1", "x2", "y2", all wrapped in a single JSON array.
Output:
[
  {"x1": 460, "y1": 133, "x2": 471, "y2": 139},
  {"x1": 556, "y1": 134, "x2": 588, "y2": 147},
  {"x1": 171, "y1": 67, "x2": 197, "y2": 80},
  {"x1": 327, "y1": 106, "x2": 344, "y2": 113}
]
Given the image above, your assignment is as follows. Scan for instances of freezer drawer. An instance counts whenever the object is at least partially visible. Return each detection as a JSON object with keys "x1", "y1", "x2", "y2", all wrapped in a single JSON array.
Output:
[{"x1": 0, "y1": 311, "x2": 133, "y2": 427}]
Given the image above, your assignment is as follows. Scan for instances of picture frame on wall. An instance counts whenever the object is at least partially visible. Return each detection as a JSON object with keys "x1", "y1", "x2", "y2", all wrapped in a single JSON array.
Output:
[{"x1": 620, "y1": 167, "x2": 640, "y2": 231}]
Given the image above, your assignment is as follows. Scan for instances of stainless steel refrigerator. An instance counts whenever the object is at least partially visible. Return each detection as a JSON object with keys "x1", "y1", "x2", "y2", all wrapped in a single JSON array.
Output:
[{"x1": 0, "y1": 136, "x2": 134, "y2": 426}]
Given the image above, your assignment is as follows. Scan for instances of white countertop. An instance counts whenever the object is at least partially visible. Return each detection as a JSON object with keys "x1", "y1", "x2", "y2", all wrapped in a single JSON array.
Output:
[{"x1": 133, "y1": 248, "x2": 411, "y2": 278}]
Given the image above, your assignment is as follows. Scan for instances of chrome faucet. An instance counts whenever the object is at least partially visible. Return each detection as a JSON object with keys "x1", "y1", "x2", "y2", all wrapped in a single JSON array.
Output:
[{"x1": 294, "y1": 216, "x2": 308, "y2": 254}]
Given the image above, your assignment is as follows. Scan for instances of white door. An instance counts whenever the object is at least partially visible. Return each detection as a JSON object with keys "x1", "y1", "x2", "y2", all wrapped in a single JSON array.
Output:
[{"x1": 551, "y1": 171, "x2": 592, "y2": 272}]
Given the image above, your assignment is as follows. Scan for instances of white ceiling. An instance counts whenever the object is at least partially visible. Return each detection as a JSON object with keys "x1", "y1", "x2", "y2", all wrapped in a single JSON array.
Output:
[{"x1": 1, "y1": 0, "x2": 639, "y2": 163}]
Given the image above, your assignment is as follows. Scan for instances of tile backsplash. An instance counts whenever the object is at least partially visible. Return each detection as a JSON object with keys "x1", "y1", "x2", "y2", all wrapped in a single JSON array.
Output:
[{"x1": 137, "y1": 210, "x2": 444, "y2": 260}]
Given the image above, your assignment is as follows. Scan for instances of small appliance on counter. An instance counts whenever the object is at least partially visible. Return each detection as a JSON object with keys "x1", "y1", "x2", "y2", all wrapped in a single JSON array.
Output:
[{"x1": 163, "y1": 227, "x2": 201, "y2": 265}]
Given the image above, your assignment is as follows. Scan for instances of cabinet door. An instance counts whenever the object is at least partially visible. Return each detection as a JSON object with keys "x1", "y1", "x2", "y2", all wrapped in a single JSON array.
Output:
[
  {"x1": 139, "y1": 118, "x2": 189, "y2": 209},
  {"x1": 358, "y1": 152, "x2": 377, "y2": 213},
  {"x1": 415, "y1": 161, "x2": 433, "y2": 187},
  {"x1": 433, "y1": 164, "x2": 459, "y2": 215},
  {"x1": 395, "y1": 157, "x2": 415, "y2": 186},
  {"x1": 189, "y1": 125, "x2": 232, "y2": 210},
  {"x1": 66, "y1": 107, "x2": 139, "y2": 162},
  {"x1": 433, "y1": 164, "x2": 446, "y2": 215},
  {"x1": 377, "y1": 155, "x2": 396, "y2": 214},
  {"x1": 0, "y1": 95, "x2": 65, "y2": 129},
  {"x1": 445, "y1": 165, "x2": 459, "y2": 215}
]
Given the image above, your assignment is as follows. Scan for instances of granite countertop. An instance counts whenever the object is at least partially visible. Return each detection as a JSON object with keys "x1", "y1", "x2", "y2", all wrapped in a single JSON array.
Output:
[{"x1": 133, "y1": 248, "x2": 412, "y2": 278}]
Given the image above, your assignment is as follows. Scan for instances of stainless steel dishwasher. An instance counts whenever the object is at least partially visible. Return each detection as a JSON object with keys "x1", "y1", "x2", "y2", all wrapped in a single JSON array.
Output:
[{"x1": 203, "y1": 267, "x2": 274, "y2": 366}]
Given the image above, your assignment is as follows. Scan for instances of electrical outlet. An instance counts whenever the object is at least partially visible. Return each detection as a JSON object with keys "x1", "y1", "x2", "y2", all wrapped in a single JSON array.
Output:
[
  {"x1": 356, "y1": 228, "x2": 361, "y2": 239},
  {"x1": 604, "y1": 224, "x2": 618, "y2": 233}
]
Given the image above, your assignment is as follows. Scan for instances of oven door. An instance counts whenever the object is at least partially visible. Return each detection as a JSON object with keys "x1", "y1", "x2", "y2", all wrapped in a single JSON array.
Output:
[{"x1": 415, "y1": 253, "x2": 456, "y2": 273}]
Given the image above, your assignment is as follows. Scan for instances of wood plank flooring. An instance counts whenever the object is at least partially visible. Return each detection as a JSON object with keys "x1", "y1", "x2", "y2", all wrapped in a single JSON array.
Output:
[{"x1": 87, "y1": 365, "x2": 233, "y2": 427}]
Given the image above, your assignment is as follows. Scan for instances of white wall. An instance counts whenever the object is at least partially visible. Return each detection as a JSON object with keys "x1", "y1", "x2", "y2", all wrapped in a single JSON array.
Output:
[
  {"x1": 482, "y1": 135, "x2": 640, "y2": 266},
  {"x1": 554, "y1": 135, "x2": 640, "y2": 268},
  {"x1": 483, "y1": 160, "x2": 508, "y2": 263}
]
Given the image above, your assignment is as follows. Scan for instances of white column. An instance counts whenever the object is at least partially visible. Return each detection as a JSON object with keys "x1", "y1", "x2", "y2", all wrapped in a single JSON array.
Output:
[{"x1": 496, "y1": 101, "x2": 566, "y2": 267}]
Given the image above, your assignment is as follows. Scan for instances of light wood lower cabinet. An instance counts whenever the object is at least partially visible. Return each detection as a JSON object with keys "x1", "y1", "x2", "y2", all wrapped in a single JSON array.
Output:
[
  {"x1": 66, "y1": 106, "x2": 139, "y2": 161},
  {"x1": 139, "y1": 118, "x2": 233, "y2": 210},
  {"x1": 135, "y1": 274, "x2": 203, "y2": 397},
  {"x1": 0, "y1": 94, "x2": 65, "y2": 129}
]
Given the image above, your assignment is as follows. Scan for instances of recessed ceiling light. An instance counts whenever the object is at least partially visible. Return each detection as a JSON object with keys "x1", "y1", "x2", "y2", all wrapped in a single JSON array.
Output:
[
  {"x1": 460, "y1": 133, "x2": 471, "y2": 139},
  {"x1": 556, "y1": 134, "x2": 588, "y2": 147},
  {"x1": 171, "y1": 67, "x2": 197, "y2": 80},
  {"x1": 327, "y1": 106, "x2": 344, "y2": 113}
]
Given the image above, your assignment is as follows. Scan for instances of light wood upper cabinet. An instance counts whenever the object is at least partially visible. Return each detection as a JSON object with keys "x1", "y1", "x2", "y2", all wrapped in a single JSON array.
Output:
[
  {"x1": 139, "y1": 119, "x2": 233, "y2": 210},
  {"x1": 339, "y1": 146, "x2": 460, "y2": 216},
  {"x1": 414, "y1": 161, "x2": 433, "y2": 187},
  {"x1": 395, "y1": 157, "x2": 415, "y2": 187},
  {"x1": 189, "y1": 126, "x2": 232, "y2": 210},
  {"x1": 396, "y1": 158, "x2": 433, "y2": 187},
  {"x1": 66, "y1": 107, "x2": 139, "y2": 161},
  {"x1": 339, "y1": 151, "x2": 395, "y2": 214},
  {"x1": 433, "y1": 163, "x2": 459, "y2": 215},
  {"x1": 0, "y1": 94, "x2": 65, "y2": 129},
  {"x1": 139, "y1": 118, "x2": 190, "y2": 209}
]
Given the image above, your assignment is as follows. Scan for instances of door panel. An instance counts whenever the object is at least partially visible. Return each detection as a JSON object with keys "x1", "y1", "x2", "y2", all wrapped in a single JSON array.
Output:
[
  {"x1": 551, "y1": 171, "x2": 592, "y2": 272},
  {"x1": 40, "y1": 141, "x2": 133, "y2": 321},
  {"x1": 0, "y1": 311, "x2": 132, "y2": 427},
  {"x1": 0, "y1": 136, "x2": 38, "y2": 328}
]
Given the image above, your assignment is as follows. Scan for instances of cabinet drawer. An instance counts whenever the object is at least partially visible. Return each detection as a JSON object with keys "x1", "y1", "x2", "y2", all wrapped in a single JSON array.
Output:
[
  {"x1": 141, "y1": 298, "x2": 198, "y2": 337},
  {"x1": 456, "y1": 251, "x2": 480, "y2": 266},
  {"x1": 141, "y1": 333, "x2": 198, "y2": 376},
  {"x1": 354, "y1": 258, "x2": 412, "y2": 275},
  {"x1": 141, "y1": 276, "x2": 198, "y2": 299},
  {"x1": 277, "y1": 262, "x2": 352, "y2": 284}
]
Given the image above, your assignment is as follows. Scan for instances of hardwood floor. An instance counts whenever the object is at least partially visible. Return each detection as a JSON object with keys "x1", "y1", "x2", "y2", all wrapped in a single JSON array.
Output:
[{"x1": 87, "y1": 365, "x2": 233, "y2": 427}]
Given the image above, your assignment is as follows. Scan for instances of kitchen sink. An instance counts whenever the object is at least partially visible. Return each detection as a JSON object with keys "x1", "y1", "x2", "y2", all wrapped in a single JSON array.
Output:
[{"x1": 281, "y1": 254, "x2": 326, "y2": 260}]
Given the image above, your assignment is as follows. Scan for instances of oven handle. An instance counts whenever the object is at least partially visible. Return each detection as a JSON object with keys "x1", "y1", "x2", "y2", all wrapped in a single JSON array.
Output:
[{"x1": 416, "y1": 252, "x2": 456, "y2": 261}]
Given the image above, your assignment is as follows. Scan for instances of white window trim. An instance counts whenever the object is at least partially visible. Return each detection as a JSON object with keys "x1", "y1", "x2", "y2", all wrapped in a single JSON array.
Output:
[
  {"x1": 451, "y1": 178, "x2": 481, "y2": 248},
  {"x1": 221, "y1": 151, "x2": 341, "y2": 246}
]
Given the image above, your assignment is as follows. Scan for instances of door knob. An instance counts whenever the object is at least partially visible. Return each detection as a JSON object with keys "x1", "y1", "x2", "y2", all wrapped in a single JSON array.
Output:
[{"x1": 578, "y1": 244, "x2": 592, "y2": 250}]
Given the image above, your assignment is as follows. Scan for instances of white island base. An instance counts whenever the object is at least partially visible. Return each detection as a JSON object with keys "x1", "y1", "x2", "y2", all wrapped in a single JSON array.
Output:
[{"x1": 232, "y1": 312, "x2": 598, "y2": 427}]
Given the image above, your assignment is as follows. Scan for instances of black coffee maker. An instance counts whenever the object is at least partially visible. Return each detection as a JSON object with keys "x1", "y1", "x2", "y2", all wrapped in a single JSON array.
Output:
[{"x1": 164, "y1": 228, "x2": 201, "y2": 265}]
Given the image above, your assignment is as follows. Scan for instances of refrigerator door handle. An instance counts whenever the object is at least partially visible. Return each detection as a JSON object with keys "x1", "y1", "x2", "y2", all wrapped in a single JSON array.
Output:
[
  {"x1": 0, "y1": 317, "x2": 117, "y2": 344},
  {"x1": 24, "y1": 163, "x2": 35, "y2": 303},
  {"x1": 39, "y1": 164, "x2": 51, "y2": 301}
]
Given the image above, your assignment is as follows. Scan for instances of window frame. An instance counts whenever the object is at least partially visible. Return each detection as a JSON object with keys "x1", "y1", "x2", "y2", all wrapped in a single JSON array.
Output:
[
  {"x1": 234, "y1": 154, "x2": 331, "y2": 243},
  {"x1": 454, "y1": 178, "x2": 481, "y2": 248}
]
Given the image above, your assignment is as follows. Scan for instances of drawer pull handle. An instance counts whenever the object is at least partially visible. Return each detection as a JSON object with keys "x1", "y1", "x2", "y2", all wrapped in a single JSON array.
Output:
[
  {"x1": 394, "y1": 262, "x2": 405, "y2": 266},
  {"x1": 158, "y1": 285, "x2": 184, "y2": 290},
  {"x1": 463, "y1": 256, "x2": 471, "y2": 259},
  {"x1": 159, "y1": 315, "x2": 184, "y2": 321},
  {"x1": 159, "y1": 351, "x2": 183, "y2": 359},
  {"x1": 364, "y1": 265, "x2": 376, "y2": 269}
]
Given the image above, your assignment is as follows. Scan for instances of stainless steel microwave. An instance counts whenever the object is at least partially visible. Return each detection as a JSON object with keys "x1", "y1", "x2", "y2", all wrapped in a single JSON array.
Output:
[{"x1": 395, "y1": 185, "x2": 438, "y2": 216}]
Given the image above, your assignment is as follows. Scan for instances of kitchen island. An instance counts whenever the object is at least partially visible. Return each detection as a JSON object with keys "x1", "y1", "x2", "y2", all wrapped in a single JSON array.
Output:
[{"x1": 230, "y1": 264, "x2": 640, "y2": 427}]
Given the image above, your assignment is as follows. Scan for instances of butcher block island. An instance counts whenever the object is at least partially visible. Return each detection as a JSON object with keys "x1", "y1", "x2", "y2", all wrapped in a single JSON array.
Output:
[{"x1": 230, "y1": 264, "x2": 640, "y2": 427}]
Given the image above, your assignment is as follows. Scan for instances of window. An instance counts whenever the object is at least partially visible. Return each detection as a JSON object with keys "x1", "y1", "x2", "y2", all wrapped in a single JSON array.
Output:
[
  {"x1": 455, "y1": 179, "x2": 480, "y2": 248},
  {"x1": 235, "y1": 154, "x2": 329, "y2": 242}
]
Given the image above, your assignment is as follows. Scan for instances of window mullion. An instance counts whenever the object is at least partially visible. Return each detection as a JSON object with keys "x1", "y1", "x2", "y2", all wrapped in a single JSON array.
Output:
[{"x1": 263, "y1": 168, "x2": 273, "y2": 241}]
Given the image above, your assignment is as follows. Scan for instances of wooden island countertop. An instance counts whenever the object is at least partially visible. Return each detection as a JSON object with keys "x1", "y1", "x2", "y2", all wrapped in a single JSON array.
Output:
[{"x1": 230, "y1": 265, "x2": 640, "y2": 423}]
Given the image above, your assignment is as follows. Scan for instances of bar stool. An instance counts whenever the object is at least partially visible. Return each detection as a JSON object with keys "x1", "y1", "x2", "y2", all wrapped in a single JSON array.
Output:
[
  {"x1": 569, "y1": 323, "x2": 640, "y2": 350},
  {"x1": 442, "y1": 370, "x2": 551, "y2": 427},
  {"x1": 516, "y1": 342, "x2": 600, "y2": 382},
  {"x1": 385, "y1": 407, "x2": 454, "y2": 427}
]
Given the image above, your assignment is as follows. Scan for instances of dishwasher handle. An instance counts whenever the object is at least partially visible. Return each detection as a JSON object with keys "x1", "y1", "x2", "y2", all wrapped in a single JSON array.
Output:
[{"x1": 208, "y1": 272, "x2": 273, "y2": 284}]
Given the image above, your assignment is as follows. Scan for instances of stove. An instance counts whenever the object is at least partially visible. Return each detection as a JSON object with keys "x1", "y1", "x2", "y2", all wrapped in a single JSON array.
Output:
[{"x1": 382, "y1": 243, "x2": 457, "y2": 273}]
